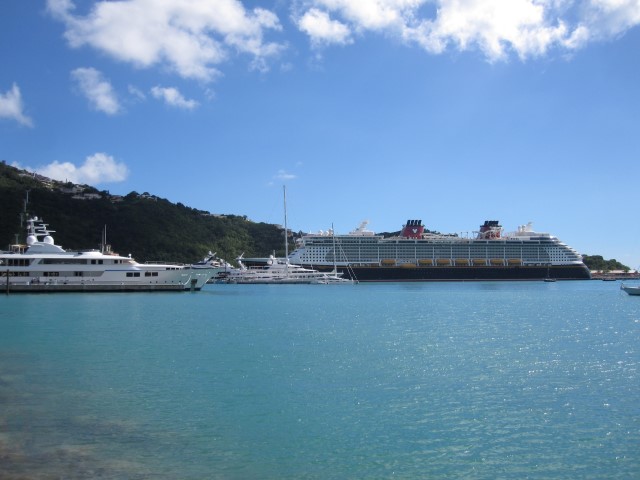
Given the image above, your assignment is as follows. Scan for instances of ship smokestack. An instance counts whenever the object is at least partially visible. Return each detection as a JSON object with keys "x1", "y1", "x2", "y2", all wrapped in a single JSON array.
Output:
[
  {"x1": 401, "y1": 220, "x2": 424, "y2": 239},
  {"x1": 478, "y1": 220, "x2": 502, "y2": 239}
]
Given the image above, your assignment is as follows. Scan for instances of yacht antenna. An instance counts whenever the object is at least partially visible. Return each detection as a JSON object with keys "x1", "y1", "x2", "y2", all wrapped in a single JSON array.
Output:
[
  {"x1": 19, "y1": 189, "x2": 30, "y2": 229},
  {"x1": 16, "y1": 189, "x2": 30, "y2": 244},
  {"x1": 101, "y1": 225, "x2": 107, "y2": 253}
]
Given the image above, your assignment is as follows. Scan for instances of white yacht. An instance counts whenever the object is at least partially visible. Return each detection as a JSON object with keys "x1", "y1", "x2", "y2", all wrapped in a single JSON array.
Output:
[
  {"x1": 621, "y1": 284, "x2": 640, "y2": 296},
  {"x1": 221, "y1": 186, "x2": 351, "y2": 285},
  {"x1": 187, "y1": 251, "x2": 231, "y2": 284},
  {"x1": 1, "y1": 216, "x2": 212, "y2": 292},
  {"x1": 223, "y1": 255, "x2": 349, "y2": 284}
]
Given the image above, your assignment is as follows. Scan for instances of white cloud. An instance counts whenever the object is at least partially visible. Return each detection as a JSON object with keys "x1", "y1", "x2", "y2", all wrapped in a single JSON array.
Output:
[
  {"x1": 294, "y1": 0, "x2": 640, "y2": 61},
  {"x1": 584, "y1": 0, "x2": 640, "y2": 38},
  {"x1": 47, "y1": 0, "x2": 285, "y2": 82},
  {"x1": 71, "y1": 67, "x2": 121, "y2": 114},
  {"x1": 0, "y1": 83, "x2": 34, "y2": 127},
  {"x1": 297, "y1": 8, "x2": 353, "y2": 46},
  {"x1": 127, "y1": 85, "x2": 146, "y2": 100},
  {"x1": 306, "y1": 0, "x2": 418, "y2": 31},
  {"x1": 28, "y1": 152, "x2": 129, "y2": 185},
  {"x1": 151, "y1": 86, "x2": 199, "y2": 110},
  {"x1": 410, "y1": 0, "x2": 571, "y2": 61},
  {"x1": 274, "y1": 169, "x2": 297, "y2": 181}
]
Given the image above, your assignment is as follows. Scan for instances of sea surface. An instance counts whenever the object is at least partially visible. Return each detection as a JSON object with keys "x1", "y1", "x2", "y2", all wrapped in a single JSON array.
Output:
[{"x1": 1, "y1": 280, "x2": 638, "y2": 479}]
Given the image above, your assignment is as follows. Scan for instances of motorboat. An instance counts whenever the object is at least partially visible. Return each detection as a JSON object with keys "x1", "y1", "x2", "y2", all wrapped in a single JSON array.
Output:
[
  {"x1": 189, "y1": 252, "x2": 232, "y2": 284},
  {"x1": 1, "y1": 216, "x2": 209, "y2": 292},
  {"x1": 620, "y1": 284, "x2": 640, "y2": 296}
]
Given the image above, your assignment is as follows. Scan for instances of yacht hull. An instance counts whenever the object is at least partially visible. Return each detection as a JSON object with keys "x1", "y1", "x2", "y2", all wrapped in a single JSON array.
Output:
[{"x1": 3, "y1": 282, "x2": 189, "y2": 293}]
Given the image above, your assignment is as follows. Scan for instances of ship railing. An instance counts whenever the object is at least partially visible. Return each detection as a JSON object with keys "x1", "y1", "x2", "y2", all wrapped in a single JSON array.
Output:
[{"x1": 144, "y1": 261, "x2": 189, "y2": 267}]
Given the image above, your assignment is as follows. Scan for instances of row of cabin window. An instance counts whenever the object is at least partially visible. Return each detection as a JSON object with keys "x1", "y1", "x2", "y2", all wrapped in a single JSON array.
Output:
[{"x1": 126, "y1": 272, "x2": 159, "y2": 277}]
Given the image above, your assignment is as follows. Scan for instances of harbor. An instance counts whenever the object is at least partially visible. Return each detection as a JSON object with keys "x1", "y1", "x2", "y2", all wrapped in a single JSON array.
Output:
[
  {"x1": 2, "y1": 3, "x2": 640, "y2": 478},
  {"x1": 2, "y1": 280, "x2": 638, "y2": 479}
]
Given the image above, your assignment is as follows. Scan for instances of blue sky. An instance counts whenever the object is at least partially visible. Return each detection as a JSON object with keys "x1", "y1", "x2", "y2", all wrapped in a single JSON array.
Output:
[{"x1": 1, "y1": 0, "x2": 639, "y2": 267}]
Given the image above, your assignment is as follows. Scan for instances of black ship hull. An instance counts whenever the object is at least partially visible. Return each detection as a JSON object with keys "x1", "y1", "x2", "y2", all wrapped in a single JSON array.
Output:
[{"x1": 309, "y1": 264, "x2": 591, "y2": 282}]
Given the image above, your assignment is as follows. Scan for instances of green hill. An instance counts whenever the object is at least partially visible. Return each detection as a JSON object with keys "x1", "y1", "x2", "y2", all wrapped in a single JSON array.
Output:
[
  {"x1": 582, "y1": 255, "x2": 629, "y2": 272},
  {"x1": 0, "y1": 162, "x2": 286, "y2": 264}
]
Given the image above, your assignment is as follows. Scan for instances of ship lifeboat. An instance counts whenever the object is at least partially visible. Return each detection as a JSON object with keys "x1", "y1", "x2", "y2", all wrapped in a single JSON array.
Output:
[
  {"x1": 418, "y1": 259, "x2": 433, "y2": 266},
  {"x1": 436, "y1": 259, "x2": 451, "y2": 266},
  {"x1": 381, "y1": 259, "x2": 396, "y2": 266},
  {"x1": 507, "y1": 259, "x2": 522, "y2": 265},
  {"x1": 455, "y1": 259, "x2": 469, "y2": 266},
  {"x1": 490, "y1": 259, "x2": 505, "y2": 266},
  {"x1": 400, "y1": 263, "x2": 416, "y2": 268},
  {"x1": 472, "y1": 259, "x2": 486, "y2": 266}
]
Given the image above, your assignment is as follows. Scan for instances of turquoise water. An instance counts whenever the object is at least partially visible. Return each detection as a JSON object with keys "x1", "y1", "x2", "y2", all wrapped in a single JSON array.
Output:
[{"x1": 1, "y1": 281, "x2": 639, "y2": 479}]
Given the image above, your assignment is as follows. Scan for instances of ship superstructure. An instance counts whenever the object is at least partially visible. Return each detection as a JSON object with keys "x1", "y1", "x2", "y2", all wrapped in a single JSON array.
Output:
[{"x1": 287, "y1": 220, "x2": 591, "y2": 281}]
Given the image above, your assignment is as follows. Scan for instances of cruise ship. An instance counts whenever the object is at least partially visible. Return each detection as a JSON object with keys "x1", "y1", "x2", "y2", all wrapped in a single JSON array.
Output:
[{"x1": 286, "y1": 220, "x2": 591, "y2": 281}]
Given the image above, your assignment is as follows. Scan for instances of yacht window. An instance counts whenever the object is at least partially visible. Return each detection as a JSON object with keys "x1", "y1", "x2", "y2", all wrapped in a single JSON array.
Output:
[{"x1": 7, "y1": 259, "x2": 30, "y2": 266}]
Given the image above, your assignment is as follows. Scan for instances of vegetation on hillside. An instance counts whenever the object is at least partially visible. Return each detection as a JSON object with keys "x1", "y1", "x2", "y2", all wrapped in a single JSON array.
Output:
[
  {"x1": 582, "y1": 255, "x2": 629, "y2": 272},
  {"x1": 0, "y1": 162, "x2": 286, "y2": 264}
]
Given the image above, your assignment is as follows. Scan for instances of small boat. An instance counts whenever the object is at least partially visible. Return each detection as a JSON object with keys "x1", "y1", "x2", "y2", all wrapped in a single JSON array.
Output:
[
  {"x1": 620, "y1": 284, "x2": 640, "y2": 296},
  {"x1": 543, "y1": 264, "x2": 556, "y2": 282}
]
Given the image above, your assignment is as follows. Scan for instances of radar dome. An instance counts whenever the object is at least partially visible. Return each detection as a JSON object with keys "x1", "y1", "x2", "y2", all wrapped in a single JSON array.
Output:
[
  {"x1": 44, "y1": 236, "x2": 55, "y2": 245},
  {"x1": 26, "y1": 235, "x2": 37, "y2": 246}
]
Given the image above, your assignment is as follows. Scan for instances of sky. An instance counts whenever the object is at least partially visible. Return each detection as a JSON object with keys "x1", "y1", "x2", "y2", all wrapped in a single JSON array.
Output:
[{"x1": 1, "y1": 0, "x2": 639, "y2": 267}]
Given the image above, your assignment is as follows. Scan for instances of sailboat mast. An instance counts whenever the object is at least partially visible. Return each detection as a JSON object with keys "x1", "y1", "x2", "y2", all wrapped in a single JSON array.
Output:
[
  {"x1": 283, "y1": 185, "x2": 288, "y2": 259},
  {"x1": 332, "y1": 222, "x2": 337, "y2": 272}
]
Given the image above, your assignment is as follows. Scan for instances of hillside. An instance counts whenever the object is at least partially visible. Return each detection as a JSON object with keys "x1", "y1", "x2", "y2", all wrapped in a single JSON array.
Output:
[
  {"x1": 0, "y1": 162, "x2": 286, "y2": 264},
  {"x1": 1, "y1": 162, "x2": 630, "y2": 271},
  {"x1": 582, "y1": 255, "x2": 630, "y2": 272}
]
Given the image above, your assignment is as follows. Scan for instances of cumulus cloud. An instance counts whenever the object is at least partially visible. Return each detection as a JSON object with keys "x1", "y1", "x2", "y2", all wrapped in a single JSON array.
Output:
[
  {"x1": 584, "y1": 0, "x2": 640, "y2": 38},
  {"x1": 28, "y1": 152, "x2": 129, "y2": 184},
  {"x1": 0, "y1": 83, "x2": 34, "y2": 127},
  {"x1": 47, "y1": 0, "x2": 285, "y2": 82},
  {"x1": 293, "y1": 0, "x2": 640, "y2": 61},
  {"x1": 151, "y1": 86, "x2": 199, "y2": 110},
  {"x1": 297, "y1": 8, "x2": 352, "y2": 46},
  {"x1": 71, "y1": 67, "x2": 121, "y2": 114}
]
